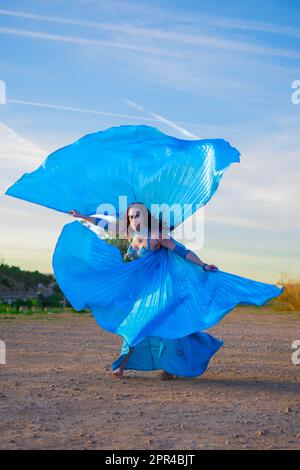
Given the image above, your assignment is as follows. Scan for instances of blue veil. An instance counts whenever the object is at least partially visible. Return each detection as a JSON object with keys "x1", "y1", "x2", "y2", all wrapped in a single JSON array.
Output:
[{"x1": 4, "y1": 124, "x2": 284, "y2": 377}]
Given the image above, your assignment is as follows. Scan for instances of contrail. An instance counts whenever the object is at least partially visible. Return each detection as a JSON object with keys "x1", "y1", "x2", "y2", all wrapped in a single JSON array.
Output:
[
  {"x1": 123, "y1": 99, "x2": 199, "y2": 138},
  {"x1": 7, "y1": 98, "x2": 159, "y2": 122},
  {"x1": 7, "y1": 98, "x2": 210, "y2": 134}
]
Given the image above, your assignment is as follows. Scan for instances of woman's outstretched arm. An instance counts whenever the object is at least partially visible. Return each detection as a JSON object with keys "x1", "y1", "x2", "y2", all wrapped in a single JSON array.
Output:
[
  {"x1": 68, "y1": 209, "x2": 117, "y2": 233},
  {"x1": 159, "y1": 237, "x2": 218, "y2": 272}
]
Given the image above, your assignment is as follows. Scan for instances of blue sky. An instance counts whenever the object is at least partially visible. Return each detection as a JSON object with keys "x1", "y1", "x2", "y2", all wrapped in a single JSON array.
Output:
[{"x1": 0, "y1": 0, "x2": 299, "y2": 283}]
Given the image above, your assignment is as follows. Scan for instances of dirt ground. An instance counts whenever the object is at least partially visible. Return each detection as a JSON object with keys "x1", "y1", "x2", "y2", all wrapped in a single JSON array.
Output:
[{"x1": 0, "y1": 307, "x2": 299, "y2": 450}]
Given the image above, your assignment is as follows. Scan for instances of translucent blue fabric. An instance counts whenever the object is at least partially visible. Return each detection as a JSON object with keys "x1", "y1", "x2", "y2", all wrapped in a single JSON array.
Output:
[
  {"x1": 4, "y1": 124, "x2": 284, "y2": 377},
  {"x1": 4, "y1": 124, "x2": 241, "y2": 229},
  {"x1": 51, "y1": 220, "x2": 283, "y2": 377}
]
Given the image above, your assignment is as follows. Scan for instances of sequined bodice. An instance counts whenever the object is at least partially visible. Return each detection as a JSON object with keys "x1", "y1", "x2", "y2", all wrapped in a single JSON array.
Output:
[{"x1": 125, "y1": 236, "x2": 151, "y2": 260}]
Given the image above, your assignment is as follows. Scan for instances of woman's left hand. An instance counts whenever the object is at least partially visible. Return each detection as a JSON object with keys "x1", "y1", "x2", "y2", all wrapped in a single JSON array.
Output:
[{"x1": 205, "y1": 264, "x2": 219, "y2": 272}]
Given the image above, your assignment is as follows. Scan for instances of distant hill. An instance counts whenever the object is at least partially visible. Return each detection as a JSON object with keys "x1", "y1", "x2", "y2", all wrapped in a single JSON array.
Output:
[
  {"x1": 0, "y1": 262, "x2": 65, "y2": 305},
  {"x1": 0, "y1": 262, "x2": 54, "y2": 290}
]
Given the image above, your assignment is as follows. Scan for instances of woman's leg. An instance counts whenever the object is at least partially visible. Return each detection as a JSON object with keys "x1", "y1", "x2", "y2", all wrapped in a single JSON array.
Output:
[
  {"x1": 112, "y1": 346, "x2": 134, "y2": 378},
  {"x1": 120, "y1": 346, "x2": 134, "y2": 369}
]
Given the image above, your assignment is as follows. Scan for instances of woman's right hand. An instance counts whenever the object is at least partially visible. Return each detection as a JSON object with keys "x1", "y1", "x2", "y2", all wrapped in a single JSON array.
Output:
[
  {"x1": 204, "y1": 264, "x2": 219, "y2": 272},
  {"x1": 68, "y1": 209, "x2": 81, "y2": 218}
]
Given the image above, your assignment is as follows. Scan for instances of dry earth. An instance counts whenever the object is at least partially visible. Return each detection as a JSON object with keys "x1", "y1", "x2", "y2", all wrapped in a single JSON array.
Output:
[{"x1": 0, "y1": 307, "x2": 299, "y2": 450}]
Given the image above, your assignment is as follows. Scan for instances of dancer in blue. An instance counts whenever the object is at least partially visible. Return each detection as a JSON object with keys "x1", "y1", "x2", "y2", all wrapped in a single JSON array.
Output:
[
  {"x1": 69, "y1": 201, "x2": 222, "y2": 379},
  {"x1": 4, "y1": 124, "x2": 284, "y2": 380}
]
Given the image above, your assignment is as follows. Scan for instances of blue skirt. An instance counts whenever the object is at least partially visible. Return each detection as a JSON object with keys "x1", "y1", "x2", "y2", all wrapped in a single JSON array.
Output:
[{"x1": 111, "y1": 333, "x2": 223, "y2": 377}]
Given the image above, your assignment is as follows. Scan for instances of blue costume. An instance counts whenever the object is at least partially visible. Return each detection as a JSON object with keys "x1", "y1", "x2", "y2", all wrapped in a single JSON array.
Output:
[
  {"x1": 112, "y1": 235, "x2": 223, "y2": 376},
  {"x1": 125, "y1": 236, "x2": 151, "y2": 260},
  {"x1": 4, "y1": 124, "x2": 284, "y2": 377}
]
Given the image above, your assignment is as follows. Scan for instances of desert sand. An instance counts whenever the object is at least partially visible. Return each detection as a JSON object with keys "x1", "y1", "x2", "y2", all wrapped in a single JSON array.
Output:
[{"x1": 0, "y1": 307, "x2": 299, "y2": 450}]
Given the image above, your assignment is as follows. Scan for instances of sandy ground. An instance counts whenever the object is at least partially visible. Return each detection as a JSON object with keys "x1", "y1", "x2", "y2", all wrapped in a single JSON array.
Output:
[{"x1": 0, "y1": 307, "x2": 299, "y2": 450}]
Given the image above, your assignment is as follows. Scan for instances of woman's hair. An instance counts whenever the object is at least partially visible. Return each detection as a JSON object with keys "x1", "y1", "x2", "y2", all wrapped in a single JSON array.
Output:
[{"x1": 126, "y1": 202, "x2": 170, "y2": 241}]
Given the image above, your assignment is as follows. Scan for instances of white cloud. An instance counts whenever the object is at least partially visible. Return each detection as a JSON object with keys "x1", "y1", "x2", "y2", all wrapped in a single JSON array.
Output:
[
  {"x1": 0, "y1": 26, "x2": 176, "y2": 57},
  {"x1": 0, "y1": 121, "x2": 46, "y2": 191},
  {"x1": 0, "y1": 122, "x2": 69, "y2": 272}
]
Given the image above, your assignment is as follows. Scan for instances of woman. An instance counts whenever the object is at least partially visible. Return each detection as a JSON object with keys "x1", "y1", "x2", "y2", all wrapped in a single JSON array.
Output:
[
  {"x1": 69, "y1": 201, "x2": 224, "y2": 380},
  {"x1": 5, "y1": 124, "x2": 284, "y2": 381}
]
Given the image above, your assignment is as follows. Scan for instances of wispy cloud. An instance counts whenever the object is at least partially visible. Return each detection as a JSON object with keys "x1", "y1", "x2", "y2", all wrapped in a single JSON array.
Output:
[
  {"x1": 0, "y1": 121, "x2": 70, "y2": 272},
  {"x1": 2, "y1": 6, "x2": 300, "y2": 41},
  {"x1": 0, "y1": 121, "x2": 46, "y2": 192},
  {"x1": 1, "y1": 8, "x2": 300, "y2": 60},
  {"x1": 211, "y1": 14, "x2": 300, "y2": 39},
  {"x1": 0, "y1": 26, "x2": 175, "y2": 56}
]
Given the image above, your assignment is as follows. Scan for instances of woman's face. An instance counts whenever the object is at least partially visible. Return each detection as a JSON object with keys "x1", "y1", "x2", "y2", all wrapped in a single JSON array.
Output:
[{"x1": 128, "y1": 204, "x2": 147, "y2": 233}]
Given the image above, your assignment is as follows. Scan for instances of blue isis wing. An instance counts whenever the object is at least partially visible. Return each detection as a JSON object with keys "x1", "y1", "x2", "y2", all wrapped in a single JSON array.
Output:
[
  {"x1": 52, "y1": 221, "x2": 284, "y2": 349},
  {"x1": 132, "y1": 133, "x2": 241, "y2": 229},
  {"x1": 52, "y1": 220, "x2": 172, "y2": 338},
  {"x1": 4, "y1": 125, "x2": 136, "y2": 217},
  {"x1": 4, "y1": 124, "x2": 240, "y2": 228}
]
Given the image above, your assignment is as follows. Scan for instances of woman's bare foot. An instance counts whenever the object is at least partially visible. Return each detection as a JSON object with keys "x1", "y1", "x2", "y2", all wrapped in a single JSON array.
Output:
[
  {"x1": 112, "y1": 367, "x2": 124, "y2": 378},
  {"x1": 159, "y1": 370, "x2": 175, "y2": 380},
  {"x1": 111, "y1": 347, "x2": 134, "y2": 379}
]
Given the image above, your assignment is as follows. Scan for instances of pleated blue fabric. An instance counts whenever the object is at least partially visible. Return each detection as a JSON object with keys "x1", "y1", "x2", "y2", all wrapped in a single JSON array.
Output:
[
  {"x1": 4, "y1": 124, "x2": 284, "y2": 377},
  {"x1": 52, "y1": 220, "x2": 283, "y2": 377},
  {"x1": 4, "y1": 124, "x2": 241, "y2": 229}
]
